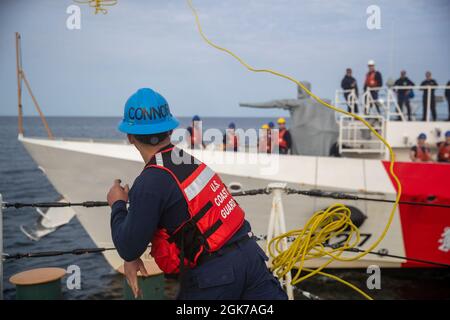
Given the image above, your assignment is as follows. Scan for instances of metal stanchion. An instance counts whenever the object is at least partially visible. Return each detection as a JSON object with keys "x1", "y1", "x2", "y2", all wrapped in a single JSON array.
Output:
[{"x1": 265, "y1": 183, "x2": 294, "y2": 300}]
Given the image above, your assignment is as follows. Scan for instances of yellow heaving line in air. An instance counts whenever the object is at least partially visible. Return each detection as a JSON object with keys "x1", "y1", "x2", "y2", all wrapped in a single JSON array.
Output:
[
  {"x1": 74, "y1": 0, "x2": 117, "y2": 14},
  {"x1": 187, "y1": 0, "x2": 402, "y2": 300}
]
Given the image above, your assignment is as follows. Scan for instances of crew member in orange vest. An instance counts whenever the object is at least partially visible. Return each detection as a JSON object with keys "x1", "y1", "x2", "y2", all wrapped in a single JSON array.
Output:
[
  {"x1": 410, "y1": 133, "x2": 432, "y2": 162},
  {"x1": 437, "y1": 130, "x2": 450, "y2": 163},
  {"x1": 223, "y1": 122, "x2": 239, "y2": 152},
  {"x1": 186, "y1": 115, "x2": 205, "y2": 149},
  {"x1": 258, "y1": 123, "x2": 272, "y2": 153},
  {"x1": 276, "y1": 117, "x2": 292, "y2": 154},
  {"x1": 363, "y1": 60, "x2": 383, "y2": 115},
  {"x1": 108, "y1": 88, "x2": 287, "y2": 300}
]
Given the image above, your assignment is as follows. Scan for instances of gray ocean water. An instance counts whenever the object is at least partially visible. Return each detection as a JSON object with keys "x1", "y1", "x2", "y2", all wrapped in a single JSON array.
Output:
[{"x1": 1, "y1": 116, "x2": 449, "y2": 300}]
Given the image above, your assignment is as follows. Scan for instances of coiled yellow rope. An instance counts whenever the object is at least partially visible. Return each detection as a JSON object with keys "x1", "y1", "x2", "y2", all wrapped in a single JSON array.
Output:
[
  {"x1": 268, "y1": 204, "x2": 373, "y2": 299},
  {"x1": 187, "y1": 0, "x2": 402, "y2": 300}
]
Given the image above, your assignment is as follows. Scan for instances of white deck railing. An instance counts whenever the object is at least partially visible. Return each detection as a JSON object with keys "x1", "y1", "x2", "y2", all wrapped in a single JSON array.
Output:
[
  {"x1": 334, "y1": 85, "x2": 450, "y2": 122},
  {"x1": 338, "y1": 115, "x2": 385, "y2": 154},
  {"x1": 335, "y1": 85, "x2": 450, "y2": 155}
]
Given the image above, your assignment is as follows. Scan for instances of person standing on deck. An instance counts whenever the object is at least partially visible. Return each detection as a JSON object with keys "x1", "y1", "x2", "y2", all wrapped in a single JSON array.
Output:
[
  {"x1": 223, "y1": 122, "x2": 239, "y2": 152},
  {"x1": 410, "y1": 133, "x2": 432, "y2": 162},
  {"x1": 363, "y1": 60, "x2": 383, "y2": 115},
  {"x1": 267, "y1": 122, "x2": 277, "y2": 153},
  {"x1": 394, "y1": 70, "x2": 415, "y2": 121},
  {"x1": 258, "y1": 123, "x2": 272, "y2": 153},
  {"x1": 437, "y1": 131, "x2": 450, "y2": 163},
  {"x1": 276, "y1": 117, "x2": 292, "y2": 155},
  {"x1": 420, "y1": 71, "x2": 438, "y2": 121},
  {"x1": 186, "y1": 115, "x2": 205, "y2": 149},
  {"x1": 107, "y1": 88, "x2": 287, "y2": 300},
  {"x1": 341, "y1": 68, "x2": 359, "y2": 113}
]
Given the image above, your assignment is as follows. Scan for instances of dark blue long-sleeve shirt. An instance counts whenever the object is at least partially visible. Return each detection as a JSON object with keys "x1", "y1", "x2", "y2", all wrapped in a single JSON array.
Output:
[{"x1": 111, "y1": 160, "x2": 251, "y2": 262}]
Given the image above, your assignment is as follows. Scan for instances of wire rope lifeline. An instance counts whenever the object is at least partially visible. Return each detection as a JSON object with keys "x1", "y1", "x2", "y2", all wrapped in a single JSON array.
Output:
[
  {"x1": 4, "y1": 242, "x2": 449, "y2": 268},
  {"x1": 3, "y1": 189, "x2": 450, "y2": 209},
  {"x1": 186, "y1": 0, "x2": 403, "y2": 300}
]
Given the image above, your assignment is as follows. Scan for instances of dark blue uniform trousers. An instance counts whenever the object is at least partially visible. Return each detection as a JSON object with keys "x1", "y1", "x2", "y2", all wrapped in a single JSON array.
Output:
[{"x1": 178, "y1": 238, "x2": 288, "y2": 300}]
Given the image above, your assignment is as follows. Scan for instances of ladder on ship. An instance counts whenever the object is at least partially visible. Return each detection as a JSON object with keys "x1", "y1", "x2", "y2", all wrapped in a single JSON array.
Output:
[{"x1": 338, "y1": 115, "x2": 386, "y2": 155}]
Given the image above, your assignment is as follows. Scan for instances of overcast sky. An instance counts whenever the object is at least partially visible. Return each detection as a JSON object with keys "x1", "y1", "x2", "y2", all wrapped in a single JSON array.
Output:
[{"x1": 0, "y1": 0, "x2": 448, "y2": 117}]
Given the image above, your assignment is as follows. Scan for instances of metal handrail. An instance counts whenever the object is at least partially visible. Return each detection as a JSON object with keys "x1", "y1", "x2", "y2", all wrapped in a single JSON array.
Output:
[
  {"x1": 335, "y1": 85, "x2": 450, "y2": 122},
  {"x1": 338, "y1": 115, "x2": 385, "y2": 155}
]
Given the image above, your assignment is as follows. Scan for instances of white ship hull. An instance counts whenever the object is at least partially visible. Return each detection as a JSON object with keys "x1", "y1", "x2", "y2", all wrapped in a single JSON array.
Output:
[{"x1": 19, "y1": 135, "x2": 419, "y2": 270}]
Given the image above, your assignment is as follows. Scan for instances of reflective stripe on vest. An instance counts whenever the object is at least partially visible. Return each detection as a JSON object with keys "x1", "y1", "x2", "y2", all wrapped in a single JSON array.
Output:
[{"x1": 184, "y1": 165, "x2": 215, "y2": 201}]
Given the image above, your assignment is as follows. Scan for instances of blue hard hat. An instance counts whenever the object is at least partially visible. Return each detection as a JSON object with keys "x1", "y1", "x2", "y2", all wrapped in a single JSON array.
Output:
[
  {"x1": 445, "y1": 131, "x2": 450, "y2": 138},
  {"x1": 418, "y1": 133, "x2": 427, "y2": 140},
  {"x1": 268, "y1": 121, "x2": 275, "y2": 128},
  {"x1": 192, "y1": 115, "x2": 201, "y2": 121},
  {"x1": 228, "y1": 122, "x2": 236, "y2": 129},
  {"x1": 118, "y1": 88, "x2": 179, "y2": 135}
]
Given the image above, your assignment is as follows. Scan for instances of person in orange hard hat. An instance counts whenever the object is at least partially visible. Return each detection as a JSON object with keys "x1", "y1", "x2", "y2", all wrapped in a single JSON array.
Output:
[
  {"x1": 276, "y1": 117, "x2": 292, "y2": 154},
  {"x1": 258, "y1": 123, "x2": 271, "y2": 153}
]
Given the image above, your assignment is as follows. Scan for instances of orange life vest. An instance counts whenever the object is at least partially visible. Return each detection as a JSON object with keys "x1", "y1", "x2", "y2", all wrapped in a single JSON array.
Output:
[
  {"x1": 146, "y1": 146, "x2": 245, "y2": 274},
  {"x1": 278, "y1": 129, "x2": 288, "y2": 149},
  {"x1": 438, "y1": 142, "x2": 450, "y2": 162},
  {"x1": 259, "y1": 131, "x2": 272, "y2": 153},
  {"x1": 365, "y1": 71, "x2": 377, "y2": 87},
  {"x1": 415, "y1": 144, "x2": 431, "y2": 162}
]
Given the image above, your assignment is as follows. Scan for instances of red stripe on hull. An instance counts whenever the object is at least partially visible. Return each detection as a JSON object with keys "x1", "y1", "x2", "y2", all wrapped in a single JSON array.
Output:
[{"x1": 382, "y1": 161, "x2": 450, "y2": 267}]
